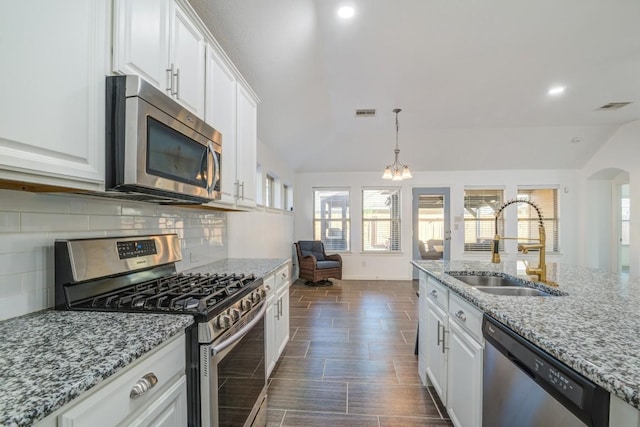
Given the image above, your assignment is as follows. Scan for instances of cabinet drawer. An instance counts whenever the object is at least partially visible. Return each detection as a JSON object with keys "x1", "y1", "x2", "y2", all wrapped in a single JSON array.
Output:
[
  {"x1": 263, "y1": 273, "x2": 276, "y2": 297},
  {"x1": 274, "y1": 263, "x2": 290, "y2": 291},
  {"x1": 426, "y1": 276, "x2": 449, "y2": 310},
  {"x1": 449, "y1": 293, "x2": 483, "y2": 342},
  {"x1": 59, "y1": 334, "x2": 185, "y2": 426}
]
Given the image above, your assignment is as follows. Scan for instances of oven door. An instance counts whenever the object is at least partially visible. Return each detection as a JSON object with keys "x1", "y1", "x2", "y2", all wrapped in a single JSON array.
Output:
[{"x1": 201, "y1": 303, "x2": 267, "y2": 427}]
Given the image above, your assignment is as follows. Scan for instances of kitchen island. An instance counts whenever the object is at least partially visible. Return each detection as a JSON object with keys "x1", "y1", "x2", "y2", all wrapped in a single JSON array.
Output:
[{"x1": 412, "y1": 260, "x2": 640, "y2": 417}]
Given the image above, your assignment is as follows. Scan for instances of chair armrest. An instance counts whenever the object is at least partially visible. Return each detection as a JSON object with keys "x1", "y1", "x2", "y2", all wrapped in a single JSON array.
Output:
[
  {"x1": 299, "y1": 254, "x2": 317, "y2": 266},
  {"x1": 325, "y1": 253, "x2": 342, "y2": 264}
]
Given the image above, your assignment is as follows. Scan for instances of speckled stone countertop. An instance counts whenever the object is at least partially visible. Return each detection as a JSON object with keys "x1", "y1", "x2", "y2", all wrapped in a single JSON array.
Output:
[
  {"x1": 411, "y1": 260, "x2": 640, "y2": 410},
  {"x1": 186, "y1": 258, "x2": 289, "y2": 278},
  {"x1": 0, "y1": 310, "x2": 193, "y2": 426}
]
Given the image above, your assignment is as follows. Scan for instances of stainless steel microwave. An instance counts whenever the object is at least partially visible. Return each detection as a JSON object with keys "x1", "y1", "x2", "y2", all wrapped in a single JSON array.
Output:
[{"x1": 105, "y1": 75, "x2": 221, "y2": 204}]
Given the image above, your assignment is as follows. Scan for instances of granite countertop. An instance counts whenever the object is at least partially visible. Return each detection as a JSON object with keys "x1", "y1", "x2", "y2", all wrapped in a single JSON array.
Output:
[
  {"x1": 411, "y1": 260, "x2": 640, "y2": 410},
  {"x1": 0, "y1": 310, "x2": 193, "y2": 426},
  {"x1": 186, "y1": 257, "x2": 289, "y2": 278}
]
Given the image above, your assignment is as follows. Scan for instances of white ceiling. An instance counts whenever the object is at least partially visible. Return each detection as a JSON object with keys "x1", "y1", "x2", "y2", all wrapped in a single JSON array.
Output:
[{"x1": 188, "y1": 0, "x2": 640, "y2": 173}]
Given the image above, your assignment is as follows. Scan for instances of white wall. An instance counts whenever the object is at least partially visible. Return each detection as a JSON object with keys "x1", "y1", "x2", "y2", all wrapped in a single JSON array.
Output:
[
  {"x1": 295, "y1": 169, "x2": 581, "y2": 280},
  {"x1": 582, "y1": 120, "x2": 640, "y2": 277},
  {"x1": 0, "y1": 189, "x2": 227, "y2": 321},
  {"x1": 228, "y1": 138, "x2": 296, "y2": 260}
]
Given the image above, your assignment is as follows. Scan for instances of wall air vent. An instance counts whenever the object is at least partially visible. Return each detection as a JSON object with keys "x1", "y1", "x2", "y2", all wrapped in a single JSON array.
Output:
[
  {"x1": 355, "y1": 109, "x2": 376, "y2": 117},
  {"x1": 596, "y1": 102, "x2": 632, "y2": 111}
]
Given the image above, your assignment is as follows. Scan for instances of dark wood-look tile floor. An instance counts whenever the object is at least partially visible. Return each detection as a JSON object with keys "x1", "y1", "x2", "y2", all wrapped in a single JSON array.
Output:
[{"x1": 266, "y1": 279, "x2": 453, "y2": 427}]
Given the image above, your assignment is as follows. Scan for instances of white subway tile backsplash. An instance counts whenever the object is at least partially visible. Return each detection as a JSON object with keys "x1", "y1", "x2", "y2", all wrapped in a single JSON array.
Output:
[
  {"x1": 0, "y1": 212, "x2": 20, "y2": 232},
  {"x1": 0, "y1": 191, "x2": 71, "y2": 214},
  {"x1": 0, "y1": 188, "x2": 228, "y2": 320},
  {"x1": 0, "y1": 274, "x2": 21, "y2": 298},
  {"x1": 21, "y1": 212, "x2": 90, "y2": 232}
]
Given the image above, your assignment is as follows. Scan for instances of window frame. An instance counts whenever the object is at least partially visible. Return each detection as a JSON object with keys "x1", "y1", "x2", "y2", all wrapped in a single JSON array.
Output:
[
  {"x1": 361, "y1": 187, "x2": 402, "y2": 253},
  {"x1": 265, "y1": 174, "x2": 275, "y2": 208},
  {"x1": 312, "y1": 188, "x2": 351, "y2": 252},
  {"x1": 516, "y1": 187, "x2": 560, "y2": 253},
  {"x1": 463, "y1": 188, "x2": 505, "y2": 252}
]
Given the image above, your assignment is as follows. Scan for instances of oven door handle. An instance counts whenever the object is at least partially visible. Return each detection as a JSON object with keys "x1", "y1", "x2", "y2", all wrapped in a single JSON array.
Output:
[{"x1": 211, "y1": 302, "x2": 266, "y2": 356}]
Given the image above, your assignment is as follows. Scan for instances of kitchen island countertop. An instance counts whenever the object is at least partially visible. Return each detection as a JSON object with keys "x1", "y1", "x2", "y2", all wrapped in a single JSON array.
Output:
[{"x1": 412, "y1": 260, "x2": 640, "y2": 410}]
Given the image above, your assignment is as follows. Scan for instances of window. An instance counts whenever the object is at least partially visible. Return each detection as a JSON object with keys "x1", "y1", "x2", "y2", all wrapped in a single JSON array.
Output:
[
  {"x1": 517, "y1": 188, "x2": 559, "y2": 252},
  {"x1": 621, "y1": 186, "x2": 630, "y2": 245},
  {"x1": 283, "y1": 184, "x2": 292, "y2": 211},
  {"x1": 313, "y1": 189, "x2": 350, "y2": 251},
  {"x1": 265, "y1": 174, "x2": 275, "y2": 208},
  {"x1": 464, "y1": 189, "x2": 504, "y2": 251},
  {"x1": 362, "y1": 188, "x2": 401, "y2": 252}
]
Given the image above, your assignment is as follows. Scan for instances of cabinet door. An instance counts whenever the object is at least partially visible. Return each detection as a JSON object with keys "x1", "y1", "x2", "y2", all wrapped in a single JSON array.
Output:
[
  {"x1": 171, "y1": 5, "x2": 205, "y2": 117},
  {"x1": 426, "y1": 299, "x2": 448, "y2": 404},
  {"x1": 447, "y1": 320, "x2": 483, "y2": 427},
  {"x1": 275, "y1": 286, "x2": 290, "y2": 357},
  {"x1": 235, "y1": 83, "x2": 257, "y2": 208},
  {"x1": 265, "y1": 295, "x2": 277, "y2": 378},
  {"x1": 125, "y1": 375, "x2": 187, "y2": 427},
  {"x1": 205, "y1": 45, "x2": 237, "y2": 205},
  {"x1": 0, "y1": 0, "x2": 107, "y2": 190},
  {"x1": 418, "y1": 272, "x2": 428, "y2": 386},
  {"x1": 112, "y1": 0, "x2": 171, "y2": 91}
]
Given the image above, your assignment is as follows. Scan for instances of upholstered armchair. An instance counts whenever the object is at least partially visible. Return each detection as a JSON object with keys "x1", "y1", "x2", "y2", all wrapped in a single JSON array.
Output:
[{"x1": 294, "y1": 241, "x2": 342, "y2": 286}]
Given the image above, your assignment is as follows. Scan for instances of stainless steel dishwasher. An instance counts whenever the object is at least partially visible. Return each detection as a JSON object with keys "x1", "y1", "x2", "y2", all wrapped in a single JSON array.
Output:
[{"x1": 482, "y1": 315, "x2": 609, "y2": 427}]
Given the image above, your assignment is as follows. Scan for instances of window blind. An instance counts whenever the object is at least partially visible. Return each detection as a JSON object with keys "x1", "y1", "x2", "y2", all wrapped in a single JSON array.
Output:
[
  {"x1": 464, "y1": 189, "x2": 504, "y2": 251},
  {"x1": 517, "y1": 188, "x2": 559, "y2": 252},
  {"x1": 362, "y1": 188, "x2": 401, "y2": 252},
  {"x1": 313, "y1": 189, "x2": 350, "y2": 251}
]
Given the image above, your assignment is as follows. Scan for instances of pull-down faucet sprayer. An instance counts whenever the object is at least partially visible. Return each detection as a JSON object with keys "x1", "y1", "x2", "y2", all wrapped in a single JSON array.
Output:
[{"x1": 491, "y1": 199, "x2": 555, "y2": 286}]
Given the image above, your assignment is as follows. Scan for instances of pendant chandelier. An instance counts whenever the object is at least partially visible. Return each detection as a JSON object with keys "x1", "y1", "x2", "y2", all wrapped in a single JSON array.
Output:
[{"x1": 382, "y1": 108, "x2": 412, "y2": 180}]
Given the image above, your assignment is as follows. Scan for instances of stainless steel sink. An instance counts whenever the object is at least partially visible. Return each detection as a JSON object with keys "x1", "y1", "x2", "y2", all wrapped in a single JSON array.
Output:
[
  {"x1": 447, "y1": 274, "x2": 523, "y2": 287},
  {"x1": 475, "y1": 286, "x2": 552, "y2": 297}
]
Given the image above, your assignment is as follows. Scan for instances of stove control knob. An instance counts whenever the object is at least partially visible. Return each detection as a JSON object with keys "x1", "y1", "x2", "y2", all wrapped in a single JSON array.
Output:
[
  {"x1": 251, "y1": 291, "x2": 262, "y2": 304},
  {"x1": 241, "y1": 299, "x2": 253, "y2": 310},
  {"x1": 216, "y1": 314, "x2": 232, "y2": 329},
  {"x1": 259, "y1": 288, "x2": 267, "y2": 298},
  {"x1": 229, "y1": 308, "x2": 241, "y2": 321}
]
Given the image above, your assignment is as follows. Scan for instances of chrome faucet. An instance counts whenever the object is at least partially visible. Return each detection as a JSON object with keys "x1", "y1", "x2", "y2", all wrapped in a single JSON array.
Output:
[{"x1": 491, "y1": 199, "x2": 556, "y2": 286}]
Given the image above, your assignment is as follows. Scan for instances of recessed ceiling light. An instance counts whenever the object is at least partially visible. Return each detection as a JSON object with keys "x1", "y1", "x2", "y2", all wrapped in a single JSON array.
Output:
[
  {"x1": 548, "y1": 86, "x2": 566, "y2": 96},
  {"x1": 337, "y1": 6, "x2": 355, "y2": 19}
]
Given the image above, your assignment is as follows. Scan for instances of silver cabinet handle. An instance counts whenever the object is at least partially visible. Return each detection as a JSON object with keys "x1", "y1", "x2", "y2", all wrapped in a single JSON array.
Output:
[
  {"x1": 174, "y1": 68, "x2": 180, "y2": 98},
  {"x1": 436, "y1": 320, "x2": 442, "y2": 346},
  {"x1": 455, "y1": 310, "x2": 466, "y2": 322},
  {"x1": 430, "y1": 290, "x2": 438, "y2": 298},
  {"x1": 129, "y1": 373, "x2": 158, "y2": 399},
  {"x1": 166, "y1": 63, "x2": 174, "y2": 94}
]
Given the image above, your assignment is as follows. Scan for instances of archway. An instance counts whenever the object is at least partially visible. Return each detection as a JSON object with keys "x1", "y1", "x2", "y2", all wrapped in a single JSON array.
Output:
[{"x1": 586, "y1": 168, "x2": 629, "y2": 273}]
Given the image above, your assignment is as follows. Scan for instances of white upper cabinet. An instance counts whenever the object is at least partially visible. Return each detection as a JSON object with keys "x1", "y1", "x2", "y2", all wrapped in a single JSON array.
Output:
[
  {"x1": 235, "y1": 83, "x2": 258, "y2": 208},
  {"x1": 0, "y1": 0, "x2": 108, "y2": 190},
  {"x1": 112, "y1": 0, "x2": 171, "y2": 89},
  {"x1": 171, "y1": 6, "x2": 205, "y2": 116},
  {"x1": 205, "y1": 45, "x2": 237, "y2": 205},
  {"x1": 113, "y1": 0, "x2": 205, "y2": 118}
]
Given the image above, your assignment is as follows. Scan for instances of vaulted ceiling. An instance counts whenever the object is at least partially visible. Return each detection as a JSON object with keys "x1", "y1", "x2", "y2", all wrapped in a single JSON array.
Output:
[{"x1": 189, "y1": 0, "x2": 640, "y2": 172}]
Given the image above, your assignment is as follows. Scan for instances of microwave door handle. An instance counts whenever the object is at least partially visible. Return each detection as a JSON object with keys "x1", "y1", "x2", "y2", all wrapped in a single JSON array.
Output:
[
  {"x1": 206, "y1": 142, "x2": 214, "y2": 197},
  {"x1": 212, "y1": 147, "x2": 220, "y2": 195}
]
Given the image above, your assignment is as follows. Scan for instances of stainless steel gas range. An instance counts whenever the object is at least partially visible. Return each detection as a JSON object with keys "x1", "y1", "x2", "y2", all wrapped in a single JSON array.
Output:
[{"x1": 55, "y1": 233, "x2": 268, "y2": 427}]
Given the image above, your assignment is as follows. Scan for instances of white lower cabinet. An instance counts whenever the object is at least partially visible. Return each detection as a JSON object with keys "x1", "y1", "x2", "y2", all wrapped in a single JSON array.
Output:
[
  {"x1": 425, "y1": 298, "x2": 449, "y2": 401},
  {"x1": 420, "y1": 271, "x2": 484, "y2": 427},
  {"x1": 265, "y1": 263, "x2": 291, "y2": 377},
  {"x1": 55, "y1": 334, "x2": 187, "y2": 427},
  {"x1": 447, "y1": 318, "x2": 483, "y2": 427}
]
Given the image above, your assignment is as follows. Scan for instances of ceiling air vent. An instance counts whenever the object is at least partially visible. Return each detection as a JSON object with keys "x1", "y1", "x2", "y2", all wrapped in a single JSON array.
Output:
[
  {"x1": 596, "y1": 102, "x2": 632, "y2": 111},
  {"x1": 355, "y1": 109, "x2": 376, "y2": 117}
]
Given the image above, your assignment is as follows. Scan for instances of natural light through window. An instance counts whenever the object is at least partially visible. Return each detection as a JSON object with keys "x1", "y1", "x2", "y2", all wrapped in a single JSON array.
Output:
[
  {"x1": 362, "y1": 188, "x2": 401, "y2": 252},
  {"x1": 313, "y1": 189, "x2": 350, "y2": 251}
]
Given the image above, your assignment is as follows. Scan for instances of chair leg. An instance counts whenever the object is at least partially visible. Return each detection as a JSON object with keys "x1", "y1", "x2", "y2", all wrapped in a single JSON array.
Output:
[{"x1": 304, "y1": 279, "x2": 333, "y2": 287}]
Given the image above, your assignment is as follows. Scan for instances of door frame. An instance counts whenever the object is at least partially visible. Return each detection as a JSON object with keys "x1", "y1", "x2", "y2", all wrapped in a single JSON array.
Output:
[{"x1": 412, "y1": 187, "x2": 451, "y2": 277}]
